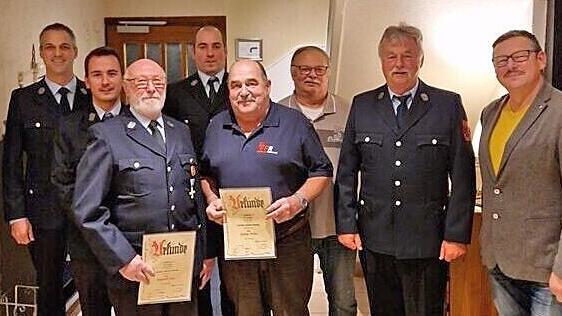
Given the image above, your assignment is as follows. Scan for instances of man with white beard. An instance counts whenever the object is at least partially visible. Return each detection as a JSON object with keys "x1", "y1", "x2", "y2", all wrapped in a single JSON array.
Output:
[{"x1": 72, "y1": 59, "x2": 209, "y2": 316}]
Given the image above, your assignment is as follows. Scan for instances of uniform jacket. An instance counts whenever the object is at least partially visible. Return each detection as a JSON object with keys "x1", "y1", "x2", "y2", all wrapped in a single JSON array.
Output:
[
  {"x1": 335, "y1": 81, "x2": 475, "y2": 259},
  {"x1": 163, "y1": 72, "x2": 229, "y2": 158},
  {"x1": 3, "y1": 78, "x2": 89, "y2": 229},
  {"x1": 52, "y1": 103, "x2": 127, "y2": 260},
  {"x1": 479, "y1": 82, "x2": 562, "y2": 283},
  {"x1": 72, "y1": 109, "x2": 206, "y2": 276}
]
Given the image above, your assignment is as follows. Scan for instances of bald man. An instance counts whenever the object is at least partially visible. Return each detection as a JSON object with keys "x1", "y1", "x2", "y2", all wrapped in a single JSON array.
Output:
[{"x1": 73, "y1": 59, "x2": 208, "y2": 316}]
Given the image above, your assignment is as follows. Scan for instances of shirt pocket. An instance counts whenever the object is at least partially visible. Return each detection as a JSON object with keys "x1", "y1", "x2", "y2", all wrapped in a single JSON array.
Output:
[
  {"x1": 117, "y1": 158, "x2": 157, "y2": 197},
  {"x1": 23, "y1": 120, "x2": 55, "y2": 151},
  {"x1": 354, "y1": 132, "x2": 383, "y2": 164},
  {"x1": 416, "y1": 134, "x2": 450, "y2": 172}
]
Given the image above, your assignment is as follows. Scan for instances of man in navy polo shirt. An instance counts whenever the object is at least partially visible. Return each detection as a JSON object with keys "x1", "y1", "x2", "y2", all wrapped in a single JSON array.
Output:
[{"x1": 201, "y1": 59, "x2": 332, "y2": 315}]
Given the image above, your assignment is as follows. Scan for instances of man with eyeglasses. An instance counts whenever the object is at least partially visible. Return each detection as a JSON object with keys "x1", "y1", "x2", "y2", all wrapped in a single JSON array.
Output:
[
  {"x1": 479, "y1": 30, "x2": 562, "y2": 315},
  {"x1": 72, "y1": 59, "x2": 208, "y2": 315},
  {"x1": 335, "y1": 23, "x2": 475, "y2": 315},
  {"x1": 3, "y1": 22, "x2": 89, "y2": 316},
  {"x1": 52, "y1": 46, "x2": 125, "y2": 316},
  {"x1": 279, "y1": 46, "x2": 357, "y2": 316}
]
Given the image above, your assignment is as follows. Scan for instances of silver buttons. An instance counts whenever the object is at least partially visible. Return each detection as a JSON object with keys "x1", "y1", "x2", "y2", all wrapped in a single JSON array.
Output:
[
  {"x1": 167, "y1": 166, "x2": 172, "y2": 172},
  {"x1": 35, "y1": 122, "x2": 41, "y2": 128},
  {"x1": 493, "y1": 188, "x2": 501, "y2": 195},
  {"x1": 170, "y1": 204, "x2": 176, "y2": 211},
  {"x1": 394, "y1": 180, "x2": 401, "y2": 187},
  {"x1": 28, "y1": 189, "x2": 34, "y2": 195},
  {"x1": 395, "y1": 200, "x2": 401, "y2": 206},
  {"x1": 359, "y1": 200, "x2": 365, "y2": 206},
  {"x1": 431, "y1": 138, "x2": 438, "y2": 145},
  {"x1": 133, "y1": 162, "x2": 140, "y2": 169},
  {"x1": 395, "y1": 140, "x2": 402, "y2": 147},
  {"x1": 395, "y1": 160, "x2": 401, "y2": 167},
  {"x1": 364, "y1": 136, "x2": 370, "y2": 142},
  {"x1": 189, "y1": 158, "x2": 195, "y2": 164},
  {"x1": 171, "y1": 224, "x2": 175, "y2": 230},
  {"x1": 169, "y1": 186, "x2": 174, "y2": 192},
  {"x1": 492, "y1": 213, "x2": 499, "y2": 220}
]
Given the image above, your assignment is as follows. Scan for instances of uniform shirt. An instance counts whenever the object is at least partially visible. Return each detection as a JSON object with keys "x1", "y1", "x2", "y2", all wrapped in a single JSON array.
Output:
[
  {"x1": 278, "y1": 93, "x2": 350, "y2": 239},
  {"x1": 201, "y1": 102, "x2": 333, "y2": 239},
  {"x1": 45, "y1": 76, "x2": 77, "y2": 110},
  {"x1": 198, "y1": 69, "x2": 225, "y2": 99}
]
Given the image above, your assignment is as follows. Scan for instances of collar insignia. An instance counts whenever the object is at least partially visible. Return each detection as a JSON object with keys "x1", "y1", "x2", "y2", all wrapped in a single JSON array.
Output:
[
  {"x1": 37, "y1": 87, "x2": 45, "y2": 95},
  {"x1": 420, "y1": 93, "x2": 429, "y2": 102},
  {"x1": 377, "y1": 92, "x2": 384, "y2": 100},
  {"x1": 190, "y1": 79, "x2": 198, "y2": 87},
  {"x1": 127, "y1": 121, "x2": 136, "y2": 129},
  {"x1": 80, "y1": 87, "x2": 88, "y2": 95},
  {"x1": 88, "y1": 113, "x2": 97, "y2": 122}
]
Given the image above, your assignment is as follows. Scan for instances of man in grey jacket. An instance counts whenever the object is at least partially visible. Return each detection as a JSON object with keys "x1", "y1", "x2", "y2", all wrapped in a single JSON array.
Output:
[{"x1": 479, "y1": 30, "x2": 562, "y2": 315}]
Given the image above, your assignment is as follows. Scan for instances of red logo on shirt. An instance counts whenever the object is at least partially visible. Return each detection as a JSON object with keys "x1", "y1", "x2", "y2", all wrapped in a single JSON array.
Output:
[{"x1": 256, "y1": 141, "x2": 278, "y2": 155}]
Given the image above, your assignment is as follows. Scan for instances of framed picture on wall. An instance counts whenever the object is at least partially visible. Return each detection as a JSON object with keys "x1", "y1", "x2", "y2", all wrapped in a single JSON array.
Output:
[{"x1": 235, "y1": 39, "x2": 263, "y2": 61}]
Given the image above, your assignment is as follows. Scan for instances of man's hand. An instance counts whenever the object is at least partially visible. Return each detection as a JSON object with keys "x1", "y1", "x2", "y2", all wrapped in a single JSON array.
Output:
[
  {"x1": 206, "y1": 199, "x2": 225, "y2": 225},
  {"x1": 549, "y1": 272, "x2": 562, "y2": 302},
  {"x1": 119, "y1": 255, "x2": 155, "y2": 284},
  {"x1": 439, "y1": 240, "x2": 467, "y2": 262},
  {"x1": 10, "y1": 219, "x2": 34, "y2": 245},
  {"x1": 338, "y1": 233, "x2": 362, "y2": 251},
  {"x1": 265, "y1": 195, "x2": 302, "y2": 223},
  {"x1": 199, "y1": 258, "x2": 215, "y2": 289}
]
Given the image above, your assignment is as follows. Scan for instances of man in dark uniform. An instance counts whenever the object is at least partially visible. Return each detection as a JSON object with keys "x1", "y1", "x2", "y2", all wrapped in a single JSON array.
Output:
[
  {"x1": 203, "y1": 59, "x2": 332, "y2": 315},
  {"x1": 52, "y1": 46, "x2": 124, "y2": 316},
  {"x1": 164, "y1": 25, "x2": 228, "y2": 158},
  {"x1": 163, "y1": 25, "x2": 232, "y2": 315},
  {"x1": 3, "y1": 22, "x2": 89, "y2": 316},
  {"x1": 72, "y1": 59, "x2": 209, "y2": 316},
  {"x1": 335, "y1": 23, "x2": 476, "y2": 316}
]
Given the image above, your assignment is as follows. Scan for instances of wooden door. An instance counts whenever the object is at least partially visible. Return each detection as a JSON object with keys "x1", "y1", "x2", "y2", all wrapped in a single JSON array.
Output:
[{"x1": 105, "y1": 16, "x2": 226, "y2": 83}]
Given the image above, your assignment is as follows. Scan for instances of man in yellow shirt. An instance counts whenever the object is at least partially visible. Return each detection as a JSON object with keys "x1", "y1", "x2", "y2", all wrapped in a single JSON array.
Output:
[{"x1": 479, "y1": 30, "x2": 562, "y2": 315}]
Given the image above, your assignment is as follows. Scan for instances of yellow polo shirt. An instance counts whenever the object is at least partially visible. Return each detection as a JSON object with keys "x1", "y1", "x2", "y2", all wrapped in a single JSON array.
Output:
[{"x1": 489, "y1": 102, "x2": 530, "y2": 174}]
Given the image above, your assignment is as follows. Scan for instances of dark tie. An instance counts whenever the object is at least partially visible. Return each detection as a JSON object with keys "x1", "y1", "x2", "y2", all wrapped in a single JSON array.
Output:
[
  {"x1": 207, "y1": 76, "x2": 219, "y2": 105},
  {"x1": 102, "y1": 112, "x2": 114, "y2": 121},
  {"x1": 148, "y1": 120, "x2": 165, "y2": 150},
  {"x1": 58, "y1": 87, "x2": 71, "y2": 114},
  {"x1": 394, "y1": 94, "x2": 411, "y2": 129}
]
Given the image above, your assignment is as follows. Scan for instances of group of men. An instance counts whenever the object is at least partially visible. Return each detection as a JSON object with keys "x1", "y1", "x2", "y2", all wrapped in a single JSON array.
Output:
[{"x1": 3, "y1": 20, "x2": 562, "y2": 316}]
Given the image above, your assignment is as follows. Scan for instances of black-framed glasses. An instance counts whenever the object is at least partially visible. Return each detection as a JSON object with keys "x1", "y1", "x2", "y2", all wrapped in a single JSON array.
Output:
[
  {"x1": 492, "y1": 49, "x2": 540, "y2": 67},
  {"x1": 124, "y1": 76, "x2": 166, "y2": 90},
  {"x1": 291, "y1": 65, "x2": 329, "y2": 76}
]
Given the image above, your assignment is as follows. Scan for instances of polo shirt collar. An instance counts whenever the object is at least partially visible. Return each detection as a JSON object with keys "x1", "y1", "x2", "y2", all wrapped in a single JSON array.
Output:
[
  {"x1": 224, "y1": 100, "x2": 280, "y2": 131},
  {"x1": 287, "y1": 93, "x2": 336, "y2": 116}
]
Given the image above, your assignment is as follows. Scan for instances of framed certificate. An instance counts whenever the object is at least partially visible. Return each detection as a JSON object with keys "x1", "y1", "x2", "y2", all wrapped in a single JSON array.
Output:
[
  {"x1": 235, "y1": 39, "x2": 263, "y2": 61},
  {"x1": 220, "y1": 187, "x2": 276, "y2": 260},
  {"x1": 138, "y1": 231, "x2": 196, "y2": 305}
]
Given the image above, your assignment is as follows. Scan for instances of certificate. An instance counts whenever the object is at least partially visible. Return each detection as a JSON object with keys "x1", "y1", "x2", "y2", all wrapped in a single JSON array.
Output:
[
  {"x1": 220, "y1": 187, "x2": 276, "y2": 260},
  {"x1": 138, "y1": 231, "x2": 196, "y2": 305}
]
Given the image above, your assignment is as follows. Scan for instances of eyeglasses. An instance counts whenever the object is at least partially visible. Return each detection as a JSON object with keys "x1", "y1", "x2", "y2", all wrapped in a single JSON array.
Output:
[
  {"x1": 291, "y1": 65, "x2": 329, "y2": 76},
  {"x1": 492, "y1": 49, "x2": 540, "y2": 67},
  {"x1": 124, "y1": 76, "x2": 166, "y2": 90}
]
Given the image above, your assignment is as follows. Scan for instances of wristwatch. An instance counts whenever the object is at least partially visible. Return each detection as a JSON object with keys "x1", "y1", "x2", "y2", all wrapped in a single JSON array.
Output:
[{"x1": 293, "y1": 192, "x2": 309, "y2": 210}]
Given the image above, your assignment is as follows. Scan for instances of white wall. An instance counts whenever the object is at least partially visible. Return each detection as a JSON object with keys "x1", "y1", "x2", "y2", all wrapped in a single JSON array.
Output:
[{"x1": 333, "y1": 0, "x2": 542, "y2": 127}]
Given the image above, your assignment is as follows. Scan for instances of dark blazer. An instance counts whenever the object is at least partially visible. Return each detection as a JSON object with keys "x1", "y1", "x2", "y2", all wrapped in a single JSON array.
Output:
[
  {"x1": 479, "y1": 83, "x2": 562, "y2": 283},
  {"x1": 3, "y1": 78, "x2": 89, "y2": 229},
  {"x1": 163, "y1": 72, "x2": 229, "y2": 158},
  {"x1": 335, "y1": 81, "x2": 475, "y2": 259},
  {"x1": 51, "y1": 103, "x2": 127, "y2": 259},
  {"x1": 72, "y1": 109, "x2": 206, "y2": 276}
]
